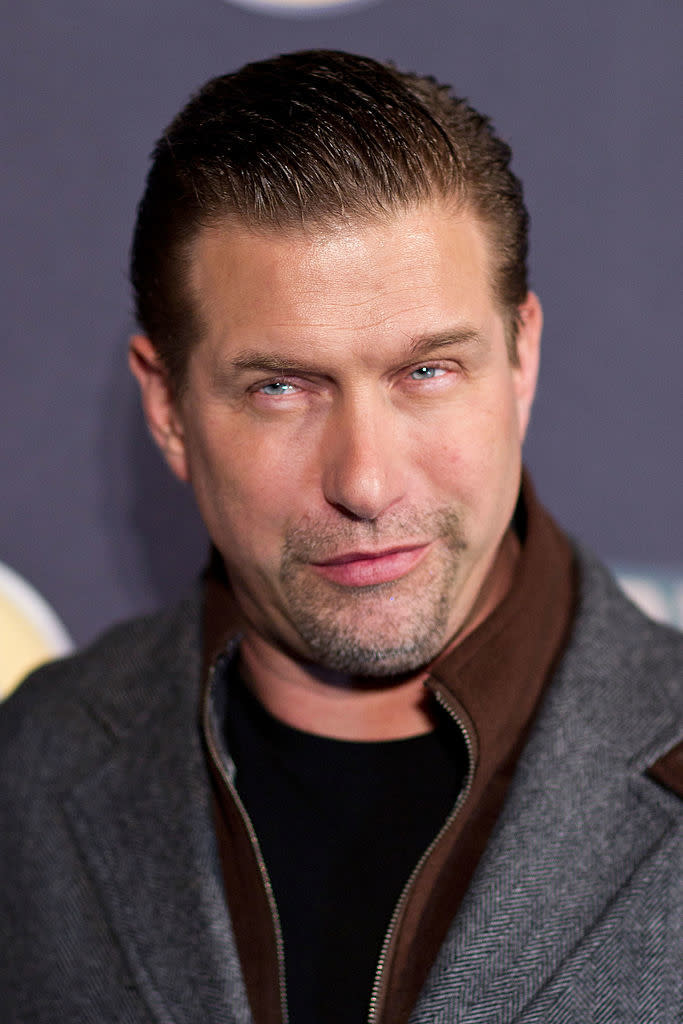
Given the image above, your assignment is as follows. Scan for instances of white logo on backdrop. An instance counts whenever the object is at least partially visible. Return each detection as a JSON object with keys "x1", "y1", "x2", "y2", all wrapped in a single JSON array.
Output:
[
  {"x1": 222, "y1": 0, "x2": 376, "y2": 14},
  {"x1": 615, "y1": 569, "x2": 683, "y2": 630}
]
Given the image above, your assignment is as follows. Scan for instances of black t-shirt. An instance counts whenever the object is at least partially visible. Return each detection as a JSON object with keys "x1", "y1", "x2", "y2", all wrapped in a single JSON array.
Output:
[{"x1": 225, "y1": 675, "x2": 467, "y2": 1023}]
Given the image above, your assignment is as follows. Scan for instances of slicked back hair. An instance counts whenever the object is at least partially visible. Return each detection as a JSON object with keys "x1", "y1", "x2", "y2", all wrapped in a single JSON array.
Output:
[{"x1": 131, "y1": 50, "x2": 529, "y2": 392}]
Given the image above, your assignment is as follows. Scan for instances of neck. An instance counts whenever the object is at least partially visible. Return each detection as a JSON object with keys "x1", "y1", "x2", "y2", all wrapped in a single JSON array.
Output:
[{"x1": 239, "y1": 528, "x2": 520, "y2": 741}]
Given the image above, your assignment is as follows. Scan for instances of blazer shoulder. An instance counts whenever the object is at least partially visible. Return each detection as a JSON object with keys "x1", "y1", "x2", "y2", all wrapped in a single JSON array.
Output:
[
  {"x1": 573, "y1": 545, "x2": 683, "y2": 687},
  {"x1": 555, "y1": 547, "x2": 682, "y2": 774},
  {"x1": 0, "y1": 591, "x2": 202, "y2": 792}
]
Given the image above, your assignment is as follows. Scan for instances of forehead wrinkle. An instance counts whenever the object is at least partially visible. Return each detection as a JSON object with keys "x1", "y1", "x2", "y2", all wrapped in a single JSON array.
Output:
[{"x1": 225, "y1": 285, "x2": 476, "y2": 338}]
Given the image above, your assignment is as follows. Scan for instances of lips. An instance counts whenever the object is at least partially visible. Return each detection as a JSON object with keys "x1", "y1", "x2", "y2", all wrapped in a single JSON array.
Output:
[{"x1": 311, "y1": 543, "x2": 430, "y2": 587}]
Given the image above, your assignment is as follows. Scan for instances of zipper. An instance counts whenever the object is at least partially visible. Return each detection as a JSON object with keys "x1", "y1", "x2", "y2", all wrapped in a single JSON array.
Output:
[
  {"x1": 366, "y1": 680, "x2": 477, "y2": 1024},
  {"x1": 203, "y1": 661, "x2": 289, "y2": 1024}
]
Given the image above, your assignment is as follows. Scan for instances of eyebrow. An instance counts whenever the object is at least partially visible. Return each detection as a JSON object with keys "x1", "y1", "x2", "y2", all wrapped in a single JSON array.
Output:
[
  {"x1": 405, "y1": 326, "x2": 484, "y2": 359},
  {"x1": 228, "y1": 353, "x2": 319, "y2": 375},
  {"x1": 214, "y1": 325, "x2": 484, "y2": 383}
]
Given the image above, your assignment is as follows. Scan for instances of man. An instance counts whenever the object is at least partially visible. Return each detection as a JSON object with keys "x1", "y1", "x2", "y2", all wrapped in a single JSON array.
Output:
[{"x1": 1, "y1": 50, "x2": 680, "y2": 1024}]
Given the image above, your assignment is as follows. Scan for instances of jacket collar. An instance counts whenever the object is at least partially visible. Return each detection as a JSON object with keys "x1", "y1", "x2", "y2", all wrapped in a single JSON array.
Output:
[{"x1": 426, "y1": 469, "x2": 576, "y2": 786}]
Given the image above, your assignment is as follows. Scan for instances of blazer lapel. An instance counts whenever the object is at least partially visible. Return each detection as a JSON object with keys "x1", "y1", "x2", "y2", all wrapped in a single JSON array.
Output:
[
  {"x1": 412, "y1": 563, "x2": 681, "y2": 1023},
  {"x1": 61, "y1": 624, "x2": 253, "y2": 1024}
]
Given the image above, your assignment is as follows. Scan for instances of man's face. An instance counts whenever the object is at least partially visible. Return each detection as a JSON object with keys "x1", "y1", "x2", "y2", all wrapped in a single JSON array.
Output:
[{"x1": 139, "y1": 202, "x2": 540, "y2": 677}]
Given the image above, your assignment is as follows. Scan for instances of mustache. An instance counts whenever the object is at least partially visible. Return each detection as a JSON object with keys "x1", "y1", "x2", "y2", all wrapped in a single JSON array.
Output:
[{"x1": 281, "y1": 506, "x2": 467, "y2": 564}]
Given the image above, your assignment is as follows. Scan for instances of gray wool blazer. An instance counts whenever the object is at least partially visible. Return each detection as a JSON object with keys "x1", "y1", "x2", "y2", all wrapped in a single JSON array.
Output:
[{"x1": 1, "y1": 548, "x2": 681, "y2": 1024}]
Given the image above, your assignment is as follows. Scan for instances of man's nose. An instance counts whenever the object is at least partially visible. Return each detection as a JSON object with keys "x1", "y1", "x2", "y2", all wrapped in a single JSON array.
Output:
[{"x1": 321, "y1": 394, "x2": 405, "y2": 521}]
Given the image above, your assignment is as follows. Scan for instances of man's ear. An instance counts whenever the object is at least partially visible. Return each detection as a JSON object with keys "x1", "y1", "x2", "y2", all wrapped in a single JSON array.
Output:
[
  {"x1": 513, "y1": 291, "x2": 542, "y2": 443},
  {"x1": 128, "y1": 335, "x2": 190, "y2": 483}
]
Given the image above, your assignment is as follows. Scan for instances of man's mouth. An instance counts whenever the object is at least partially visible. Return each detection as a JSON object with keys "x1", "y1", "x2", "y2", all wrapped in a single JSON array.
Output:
[{"x1": 310, "y1": 543, "x2": 431, "y2": 587}]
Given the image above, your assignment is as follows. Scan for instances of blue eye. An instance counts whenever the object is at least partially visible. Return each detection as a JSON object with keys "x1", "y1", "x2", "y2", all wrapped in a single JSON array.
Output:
[
  {"x1": 410, "y1": 365, "x2": 444, "y2": 380},
  {"x1": 260, "y1": 380, "x2": 297, "y2": 396}
]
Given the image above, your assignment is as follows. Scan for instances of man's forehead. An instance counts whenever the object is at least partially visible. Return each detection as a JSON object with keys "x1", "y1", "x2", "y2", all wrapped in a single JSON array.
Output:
[{"x1": 188, "y1": 200, "x2": 494, "y2": 323}]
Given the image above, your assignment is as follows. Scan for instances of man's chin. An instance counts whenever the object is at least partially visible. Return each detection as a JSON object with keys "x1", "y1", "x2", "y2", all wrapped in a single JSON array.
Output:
[{"x1": 293, "y1": 618, "x2": 452, "y2": 680}]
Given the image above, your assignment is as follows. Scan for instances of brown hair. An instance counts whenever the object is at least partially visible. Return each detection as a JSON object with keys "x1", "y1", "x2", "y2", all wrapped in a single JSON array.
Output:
[{"x1": 131, "y1": 49, "x2": 529, "y2": 391}]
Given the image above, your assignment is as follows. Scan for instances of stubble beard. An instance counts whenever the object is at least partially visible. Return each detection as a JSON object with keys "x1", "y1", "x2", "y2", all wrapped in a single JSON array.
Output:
[{"x1": 278, "y1": 508, "x2": 467, "y2": 678}]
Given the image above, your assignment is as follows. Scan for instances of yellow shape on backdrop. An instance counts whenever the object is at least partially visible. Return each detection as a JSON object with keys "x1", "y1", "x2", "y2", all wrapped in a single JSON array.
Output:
[{"x1": 0, "y1": 562, "x2": 73, "y2": 700}]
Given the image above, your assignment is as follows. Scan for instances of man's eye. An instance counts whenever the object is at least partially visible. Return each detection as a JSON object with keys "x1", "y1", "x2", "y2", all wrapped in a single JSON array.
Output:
[
  {"x1": 259, "y1": 380, "x2": 298, "y2": 396},
  {"x1": 409, "y1": 365, "x2": 446, "y2": 380}
]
